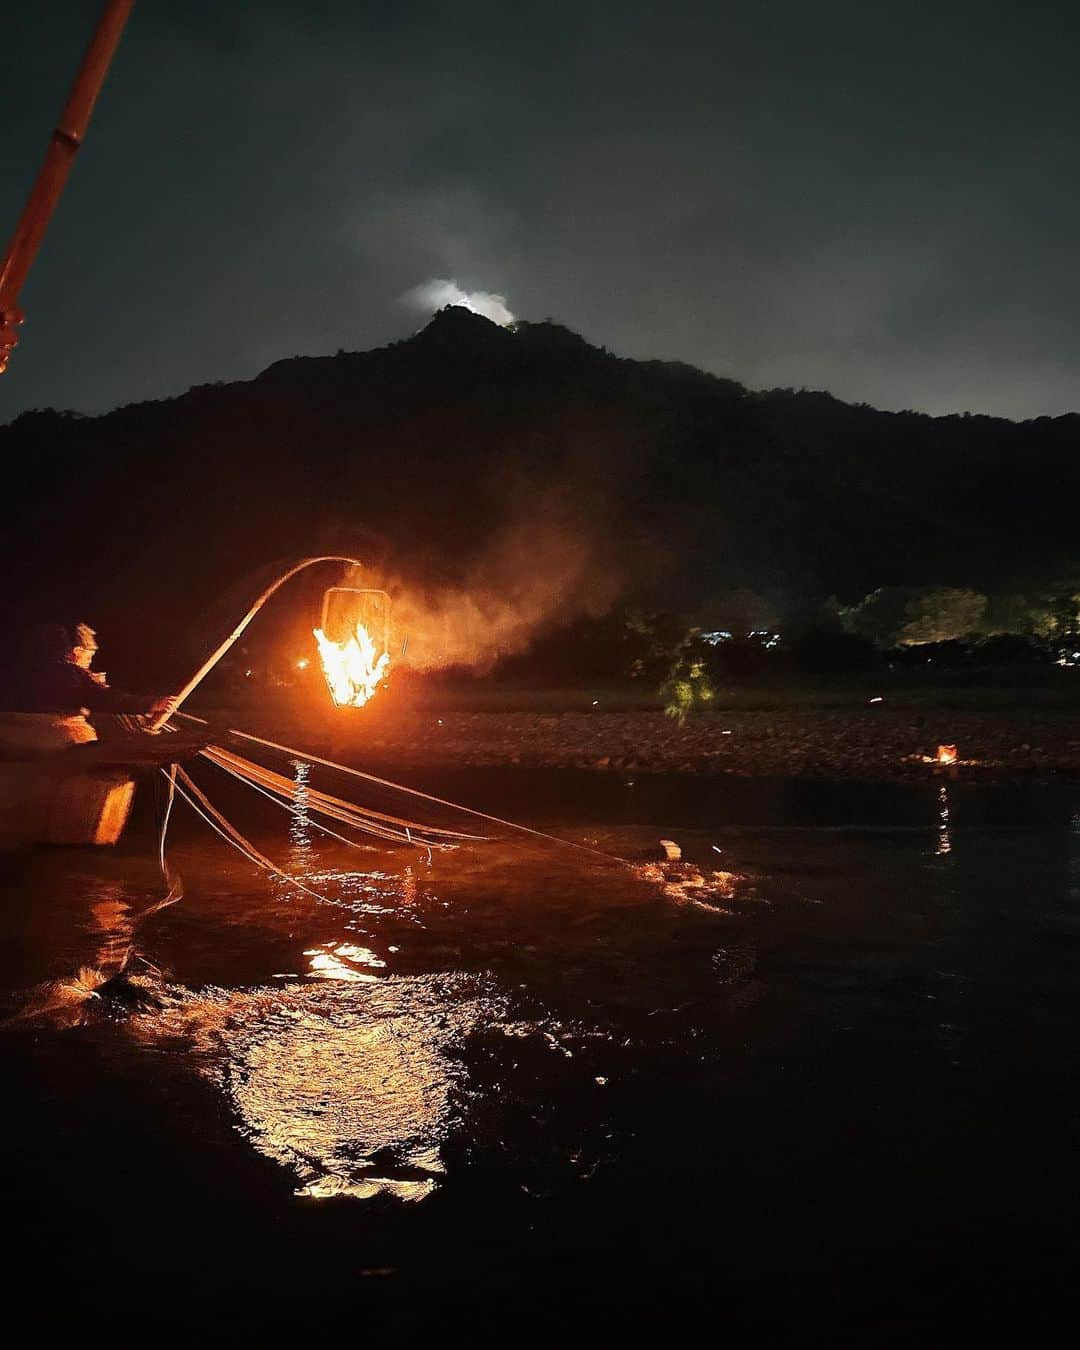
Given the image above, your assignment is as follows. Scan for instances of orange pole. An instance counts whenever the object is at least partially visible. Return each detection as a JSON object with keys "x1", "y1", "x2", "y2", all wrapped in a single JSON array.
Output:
[{"x1": 0, "y1": 0, "x2": 135, "y2": 372}]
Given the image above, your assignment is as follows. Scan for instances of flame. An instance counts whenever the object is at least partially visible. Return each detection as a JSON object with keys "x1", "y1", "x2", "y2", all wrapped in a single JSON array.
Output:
[{"x1": 314, "y1": 621, "x2": 390, "y2": 707}]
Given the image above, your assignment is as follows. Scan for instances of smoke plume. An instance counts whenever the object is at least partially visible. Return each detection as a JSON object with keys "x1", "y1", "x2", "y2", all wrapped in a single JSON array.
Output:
[
  {"x1": 402, "y1": 279, "x2": 515, "y2": 326},
  {"x1": 354, "y1": 487, "x2": 633, "y2": 674}
]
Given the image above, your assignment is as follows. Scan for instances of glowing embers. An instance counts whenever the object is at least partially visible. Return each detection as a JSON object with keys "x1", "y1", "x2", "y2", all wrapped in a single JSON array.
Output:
[
  {"x1": 314, "y1": 586, "x2": 392, "y2": 708},
  {"x1": 911, "y1": 743, "x2": 975, "y2": 771}
]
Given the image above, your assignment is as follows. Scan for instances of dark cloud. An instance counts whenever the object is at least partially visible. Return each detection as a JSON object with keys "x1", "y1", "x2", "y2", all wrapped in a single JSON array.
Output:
[{"x1": 2, "y1": 0, "x2": 1079, "y2": 421}]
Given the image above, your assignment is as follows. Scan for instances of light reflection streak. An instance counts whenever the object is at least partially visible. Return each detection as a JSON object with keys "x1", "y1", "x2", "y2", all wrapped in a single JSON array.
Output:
[
  {"x1": 303, "y1": 867, "x2": 428, "y2": 926},
  {"x1": 269, "y1": 759, "x2": 318, "y2": 904},
  {"x1": 936, "y1": 784, "x2": 952, "y2": 857},
  {"x1": 12, "y1": 881, "x2": 150, "y2": 1026},
  {"x1": 86, "y1": 884, "x2": 136, "y2": 973},
  {"x1": 289, "y1": 759, "x2": 313, "y2": 858}
]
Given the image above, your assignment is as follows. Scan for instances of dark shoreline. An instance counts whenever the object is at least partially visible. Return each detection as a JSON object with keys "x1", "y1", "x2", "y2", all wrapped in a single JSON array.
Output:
[{"x1": 241, "y1": 706, "x2": 1080, "y2": 785}]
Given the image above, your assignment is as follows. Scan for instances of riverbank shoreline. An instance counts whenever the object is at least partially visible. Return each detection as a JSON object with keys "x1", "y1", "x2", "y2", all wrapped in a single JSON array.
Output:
[{"x1": 261, "y1": 706, "x2": 1080, "y2": 784}]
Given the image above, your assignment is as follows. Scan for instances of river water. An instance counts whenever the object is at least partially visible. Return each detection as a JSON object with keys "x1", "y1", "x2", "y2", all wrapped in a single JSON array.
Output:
[{"x1": 2, "y1": 764, "x2": 1078, "y2": 1330}]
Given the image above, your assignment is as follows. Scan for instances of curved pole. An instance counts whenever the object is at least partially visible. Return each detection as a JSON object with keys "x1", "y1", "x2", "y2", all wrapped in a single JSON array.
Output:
[
  {"x1": 0, "y1": 0, "x2": 136, "y2": 372},
  {"x1": 151, "y1": 555, "x2": 363, "y2": 730}
]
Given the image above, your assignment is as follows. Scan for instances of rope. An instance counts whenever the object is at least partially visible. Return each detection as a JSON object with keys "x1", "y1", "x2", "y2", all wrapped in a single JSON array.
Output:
[
  {"x1": 173, "y1": 712, "x2": 627, "y2": 868},
  {"x1": 158, "y1": 762, "x2": 176, "y2": 876},
  {"x1": 168, "y1": 766, "x2": 332, "y2": 904},
  {"x1": 142, "y1": 761, "x2": 184, "y2": 913},
  {"x1": 199, "y1": 744, "x2": 464, "y2": 851},
  {"x1": 202, "y1": 742, "x2": 480, "y2": 843},
  {"x1": 201, "y1": 749, "x2": 396, "y2": 855}
]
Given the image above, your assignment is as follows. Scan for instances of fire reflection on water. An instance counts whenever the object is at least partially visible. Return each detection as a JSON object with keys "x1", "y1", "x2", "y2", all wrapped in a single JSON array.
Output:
[
  {"x1": 288, "y1": 759, "x2": 313, "y2": 861},
  {"x1": 128, "y1": 841, "x2": 494, "y2": 1201},
  {"x1": 1068, "y1": 813, "x2": 1080, "y2": 903},
  {"x1": 304, "y1": 941, "x2": 386, "y2": 981},
  {"x1": 277, "y1": 760, "x2": 415, "y2": 923},
  {"x1": 633, "y1": 860, "x2": 742, "y2": 911},
  {"x1": 87, "y1": 886, "x2": 136, "y2": 974},
  {"x1": 9, "y1": 835, "x2": 507, "y2": 1201},
  {"x1": 107, "y1": 803, "x2": 524, "y2": 1201},
  {"x1": 936, "y1": 784, "x2": 953, "y2": 857},
  {"x1": 11, "y1": 881, "x2": 152, "y2": 1026},
  {"x1": 130, "y1": 970, "x2": 507, "y2": 1201},
  {"x1": 14, "y1": 803, "x2": 725, "y2": 1205}
]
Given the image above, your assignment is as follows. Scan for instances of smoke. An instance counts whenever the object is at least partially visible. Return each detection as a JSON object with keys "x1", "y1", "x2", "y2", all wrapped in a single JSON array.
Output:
[
  {"x1": 358, "y1": 489, "x2": 632, "y2": 674},
  {"x1": 402, "y1": 278, "x2": 515, "y2": 326}
]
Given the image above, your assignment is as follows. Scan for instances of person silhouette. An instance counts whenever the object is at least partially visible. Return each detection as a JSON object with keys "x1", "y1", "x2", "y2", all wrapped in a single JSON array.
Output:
[{"x1": 6, "y1": 621, "x2": 176, "y2": 720}]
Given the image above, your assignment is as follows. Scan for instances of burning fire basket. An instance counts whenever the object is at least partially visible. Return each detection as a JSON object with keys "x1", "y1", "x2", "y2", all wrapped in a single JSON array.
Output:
[{"x1": 315, "y1": 586, "x2": 392, "y2": 707}]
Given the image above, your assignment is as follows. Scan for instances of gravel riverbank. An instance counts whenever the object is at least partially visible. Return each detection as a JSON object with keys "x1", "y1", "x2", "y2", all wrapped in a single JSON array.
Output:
[{"x1": 321, "y1": 707, "x2": 1080, "y2": 783}]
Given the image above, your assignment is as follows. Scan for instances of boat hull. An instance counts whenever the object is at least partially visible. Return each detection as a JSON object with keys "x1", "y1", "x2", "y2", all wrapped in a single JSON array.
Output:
[
  {"x1": 0, "y1": 761, "x2": 136, "y2": 846},
  {"x1": 0, "y1": 712, "x2": 134, "y2": 847}
]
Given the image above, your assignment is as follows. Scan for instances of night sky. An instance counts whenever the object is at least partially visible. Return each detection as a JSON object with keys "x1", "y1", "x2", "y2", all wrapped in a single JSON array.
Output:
[{"x1": 3, "y1": 0, "x2": 1078, "y2": 423}]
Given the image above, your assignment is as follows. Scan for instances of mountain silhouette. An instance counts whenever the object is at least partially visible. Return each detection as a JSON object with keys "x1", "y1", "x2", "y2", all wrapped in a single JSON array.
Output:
[{"x1": 1, "y1": 306, "x2": 1075, "y2": 680}]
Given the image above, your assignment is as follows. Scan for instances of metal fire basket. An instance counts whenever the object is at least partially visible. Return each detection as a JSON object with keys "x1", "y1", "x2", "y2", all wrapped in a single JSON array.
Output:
[{"x1": 320, "y1": 586, "x2": 392, "y2": 653}]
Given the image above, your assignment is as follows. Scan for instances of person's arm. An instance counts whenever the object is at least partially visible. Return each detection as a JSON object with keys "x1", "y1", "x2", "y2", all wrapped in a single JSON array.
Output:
[{"x1": 67, "y1": 666, "x2": 156, "y2": 714}]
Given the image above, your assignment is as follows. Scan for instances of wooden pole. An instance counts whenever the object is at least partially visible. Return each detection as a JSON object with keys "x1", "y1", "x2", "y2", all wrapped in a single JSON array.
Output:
[
  {"x1": 0, "y1": 0, "x2": 136, "y2": 372},
  {"x1": 150, "y1": 556, "x2": 366, "y2": 731}
]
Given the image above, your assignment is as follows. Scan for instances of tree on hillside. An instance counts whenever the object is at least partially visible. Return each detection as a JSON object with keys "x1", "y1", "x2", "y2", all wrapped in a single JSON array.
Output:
[
  {"x1": 984, "y1": 590, "x2": 1058, "y2": 638},
  {"x1": 898, "y1": 588, "x2": 988, "y2": 645},
  {"x1": 841, "y1": 586, "x2": 989, "y2": 647},
  {"x1": 984, "y1": 572, "x2": 1080, "y2": 640},
  {"x1": 1045, "y1": 574, "x2": 1080, "y2": 640},
  {"x1": 839, "y1": 588, "x2": 912, "y2": 647}
]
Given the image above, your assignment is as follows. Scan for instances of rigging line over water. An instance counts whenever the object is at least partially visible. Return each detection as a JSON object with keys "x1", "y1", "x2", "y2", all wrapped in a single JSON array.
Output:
[
  {"x1": 172, "y1": 713, "x2": 630, "y2": 868},
  {"x1": 200, "y1": 747, "x2": 455, "y2": 854},
  {"x1": 167, "y1": 768, "x2": 269, "y2": 874},
  {"x1": 203, "y1": 743, "x2": 481, "y2": 841},
  {"x1": 140, "y1": 761, "x2": 184, "y2": 914},
  {"x1": 168, "y1": 767, "x2": 334, "y2": 904},
  {"x1": 203, "y1": 749, "x2": 405, "y2": 851},
  {"x1": 158, "y1": 763, "x2": 176, "y2": 876}
]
